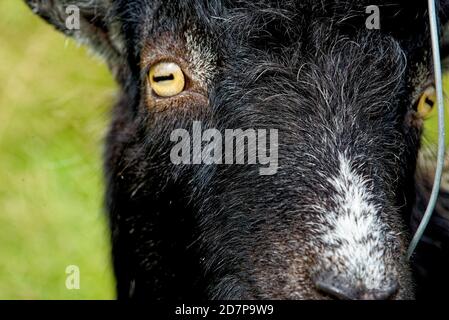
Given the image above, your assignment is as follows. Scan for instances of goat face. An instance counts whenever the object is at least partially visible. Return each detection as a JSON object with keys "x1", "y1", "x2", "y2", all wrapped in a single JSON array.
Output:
[{"x1": 25, "y1": 0, "x2": 449, "y2": 299}]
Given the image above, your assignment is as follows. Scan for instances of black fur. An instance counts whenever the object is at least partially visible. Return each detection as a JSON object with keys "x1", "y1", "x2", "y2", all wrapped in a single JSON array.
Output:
[{"x1": 24, "y1": 0, "x2": 449, "y2": 299}]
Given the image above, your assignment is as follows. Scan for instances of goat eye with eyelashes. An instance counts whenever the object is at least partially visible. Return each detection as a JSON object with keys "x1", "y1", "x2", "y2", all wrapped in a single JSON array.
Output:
[
  {"x1": 148, "y1": 62, "x2": 185, "y2": 97},
  {"x1": 416, "y1": 86, "x2": 436, "y2": 118}
]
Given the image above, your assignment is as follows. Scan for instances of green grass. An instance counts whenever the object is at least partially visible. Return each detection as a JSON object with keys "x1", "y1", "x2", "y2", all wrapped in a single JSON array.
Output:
[{"x1": 0, "y1": 1, "x2": 115, "y2": 299}]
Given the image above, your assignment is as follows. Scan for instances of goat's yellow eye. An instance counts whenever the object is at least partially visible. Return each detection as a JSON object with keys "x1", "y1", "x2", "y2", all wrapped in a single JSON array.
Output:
[
  {"x1": 416, "y1": 86, "x2": 436, "y2": 118},
  {"x1": 149, "y1": 62, "x2": 185, "y2": 97}
]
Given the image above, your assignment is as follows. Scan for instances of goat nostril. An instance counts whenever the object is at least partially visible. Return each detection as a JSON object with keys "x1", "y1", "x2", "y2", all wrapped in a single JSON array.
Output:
[
  {"x1": 315, "y1": 278, "x2": 355, "y2": 300},
  {"x1": 314, "y1": 275, "x2": 399, "y2": 300},
  {"x1": 358, "y1": 284, "x2": 399, "y2": 300}
]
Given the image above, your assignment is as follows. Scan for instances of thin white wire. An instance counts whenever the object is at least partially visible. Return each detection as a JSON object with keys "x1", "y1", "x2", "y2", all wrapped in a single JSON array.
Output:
[{"x1": 407, "y1": 0, "x2": 446, "y2": 259}]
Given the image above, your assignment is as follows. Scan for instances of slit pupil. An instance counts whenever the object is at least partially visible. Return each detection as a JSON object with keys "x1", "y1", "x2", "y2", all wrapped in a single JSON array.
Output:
[
  {"x1": 425, "y1": 97, "x2": 434, "y2": 107},
  {"x1": 153, "y1": 74, "x2": 174, "y2": 82}
]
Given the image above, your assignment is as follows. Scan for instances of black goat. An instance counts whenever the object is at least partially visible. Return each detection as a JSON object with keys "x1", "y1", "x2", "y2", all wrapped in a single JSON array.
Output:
[{"x1": 25, "y1": 0, "x2": 449, "y2": 299}]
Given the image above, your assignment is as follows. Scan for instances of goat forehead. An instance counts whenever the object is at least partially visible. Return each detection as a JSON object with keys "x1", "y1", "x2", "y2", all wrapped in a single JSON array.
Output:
[
  {"x1": 121, "y1": 0, "x2": 427, "y2": 82},
  {"x1": 115, "y1": 0, "x2": 428, "y2": 38}
]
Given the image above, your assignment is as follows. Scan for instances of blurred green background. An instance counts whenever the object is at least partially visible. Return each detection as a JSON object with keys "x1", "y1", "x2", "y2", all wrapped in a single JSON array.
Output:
[
  {"x1": 0, "y1": 1, "x2": 115, "y2": 299},
  {"x1": 0, "y1": 0, "x2": 448, "y2": 301}
]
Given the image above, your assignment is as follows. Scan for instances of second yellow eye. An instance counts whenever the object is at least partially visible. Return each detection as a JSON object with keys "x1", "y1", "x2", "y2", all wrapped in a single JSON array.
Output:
[
  {"x1": 149, "y1": 62, "x2": 185, "y2": 97},
  {"x1": 416, "y1": 86, "x2": 436, "y2": 119}
]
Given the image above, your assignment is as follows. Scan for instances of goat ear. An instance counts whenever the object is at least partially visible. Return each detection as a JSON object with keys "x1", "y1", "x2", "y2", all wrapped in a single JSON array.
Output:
[{"x1": 24, "y1": 0, "x2": 124, "y2": 75}]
